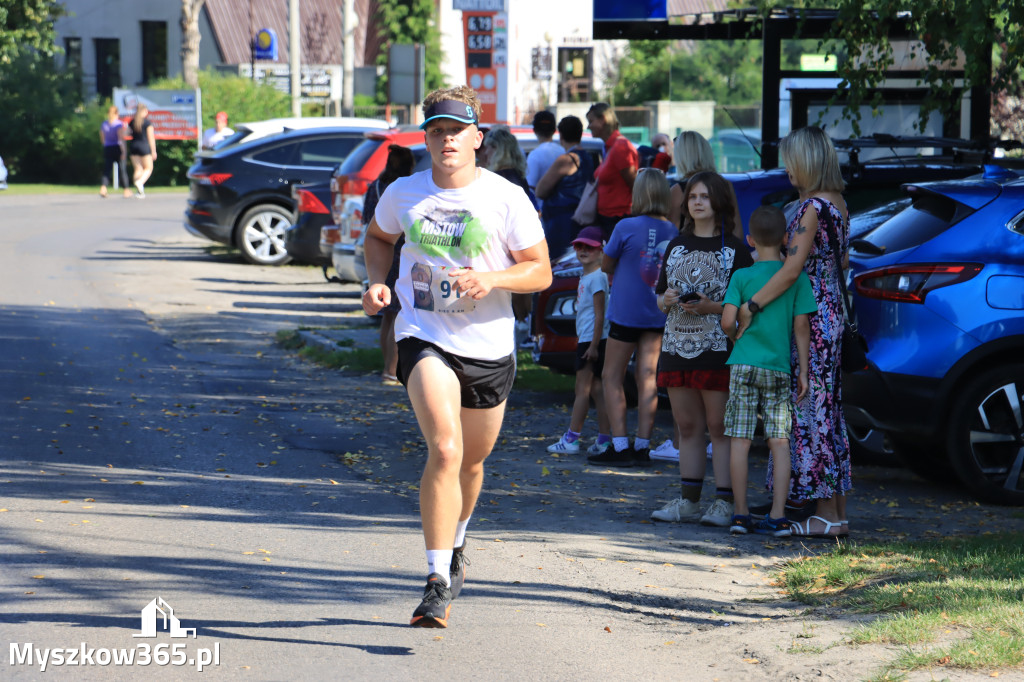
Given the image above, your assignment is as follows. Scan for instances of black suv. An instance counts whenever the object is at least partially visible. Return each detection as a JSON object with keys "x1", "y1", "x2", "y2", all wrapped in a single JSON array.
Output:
[{"x1": 184, "y1": 124, "x2": 383, "y2": 265}]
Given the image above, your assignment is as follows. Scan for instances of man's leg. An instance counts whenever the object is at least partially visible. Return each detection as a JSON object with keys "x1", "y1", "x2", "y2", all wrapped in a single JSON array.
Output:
[
  {"x1": 404, "y1": 355, "x2": 466, "y2": 627},
  {"x1": 457, "y1": 402, "x2": 507, "y2": 523},
  {"x1": 406, "y1": 356, "x2": 465, "y2": 553}
]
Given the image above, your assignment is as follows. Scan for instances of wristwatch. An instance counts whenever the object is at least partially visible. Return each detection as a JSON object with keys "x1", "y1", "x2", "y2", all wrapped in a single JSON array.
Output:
[{"x1": 748, "y1": 299, "x2": 762, "y2": 314}]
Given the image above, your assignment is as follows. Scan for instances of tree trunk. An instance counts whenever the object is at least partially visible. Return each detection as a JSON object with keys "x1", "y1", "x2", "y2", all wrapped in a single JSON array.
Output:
[{"x1": 181, "y1": 0, "x2": 207, "y2": 89}]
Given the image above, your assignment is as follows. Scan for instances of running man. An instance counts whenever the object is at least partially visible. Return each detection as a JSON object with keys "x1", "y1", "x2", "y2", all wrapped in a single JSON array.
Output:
[{"x1": 362, "y1": 85, "x2": 552, "y2": 628}]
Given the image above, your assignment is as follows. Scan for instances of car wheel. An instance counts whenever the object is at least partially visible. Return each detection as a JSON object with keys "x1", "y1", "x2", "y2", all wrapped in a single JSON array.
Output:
[
  {"x1": 236, "y1": 204, "x2": 294, "y2": 265},
  {"x1": 947, "y1": 365, "x2": 1024, "y2": 505}
]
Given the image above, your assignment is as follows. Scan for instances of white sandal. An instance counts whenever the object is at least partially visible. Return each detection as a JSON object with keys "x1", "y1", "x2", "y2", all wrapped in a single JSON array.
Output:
[{"x1": 790, "y1": 515, "x2": 847, "y2": 538}]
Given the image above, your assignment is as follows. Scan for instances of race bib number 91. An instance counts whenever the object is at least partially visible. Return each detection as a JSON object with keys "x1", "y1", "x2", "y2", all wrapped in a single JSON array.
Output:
[{"x1": 410, "y1": 263, "x2": 478, "y2": 314}]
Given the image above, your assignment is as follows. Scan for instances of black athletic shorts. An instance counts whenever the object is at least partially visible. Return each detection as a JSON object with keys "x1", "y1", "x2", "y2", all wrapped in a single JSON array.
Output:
[
  {"x1": 608, "y1": 322, "x2": 664, "y2": 344},
  {"x1": 397, "y1": 337, "x2": 516, "y2": 409},
  {"x1": 575, "y1": 339, "x2": 606, "y2": 379}
]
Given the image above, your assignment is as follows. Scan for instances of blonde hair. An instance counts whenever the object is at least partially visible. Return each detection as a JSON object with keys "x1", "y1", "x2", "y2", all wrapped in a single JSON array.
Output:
[
  {"x1": 631, "y1": 169, "x2": 671, "y2": 217},
  {"x1": 131, "y1": 105, "x2": 149, "y2": 133},
  {"x1": 483, "y1": 126, "x2": 526, "y2": 175},
  {"x1": 586, "y1": 102, "x2": 619, "y2": 131},
  {"x1": 422, "y1": 85, "x2": 482, "y2": 122},
  {"x1": 673, "y1": 131, "x2": 716, "y2": 179},
  {"x1": 780, "y1": 126, "x2": 846, "y2": 193}
]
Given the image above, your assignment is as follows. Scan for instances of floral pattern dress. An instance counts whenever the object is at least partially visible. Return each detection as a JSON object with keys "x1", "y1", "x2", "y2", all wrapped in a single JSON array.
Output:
[{"x1": 769, "y1": 197, "x2": 852, "y2": 500}]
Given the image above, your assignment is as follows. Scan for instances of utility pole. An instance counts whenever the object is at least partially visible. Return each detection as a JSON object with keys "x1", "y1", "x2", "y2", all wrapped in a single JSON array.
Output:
[
  {"x1": 342, "y1": 0, "x2": 357, "y2": 116},
  {"x1": 289, "y1": 0, "x2": 301, "y2": 117}
]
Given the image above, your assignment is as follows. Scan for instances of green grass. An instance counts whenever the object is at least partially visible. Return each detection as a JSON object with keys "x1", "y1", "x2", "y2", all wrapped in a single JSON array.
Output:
[
  {"x1": 0, "y1": 184, "x2": 187, "y2": 195},
  {"x1": 276, "y1": 330, "x2": 575, "y2": 393},
  {"x1": 513, "y1": 351, "x2": 575, "y2": 393},
  {"x1": 776, "y1": 533, "x2": 1024, "y2": 677}
]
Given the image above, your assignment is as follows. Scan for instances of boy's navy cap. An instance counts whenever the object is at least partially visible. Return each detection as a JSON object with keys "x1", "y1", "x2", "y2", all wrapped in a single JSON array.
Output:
[{"x1": 420, "y1": 100, "x2": 478, "y2": 129}]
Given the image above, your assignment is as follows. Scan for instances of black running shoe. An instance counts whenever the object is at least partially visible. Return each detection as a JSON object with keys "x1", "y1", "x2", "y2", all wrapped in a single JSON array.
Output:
[
  {"x1": 632, "y1": 446, "x2": 652, "y2": 468},
  {"x1": 750, "y1": 499, "x2": 816, "y2": 522},
  {"x1": 449, "y1": 542, "x2": 470, "y2": 600},
  {"x1": 410, "y1": 573, "x2": 452, "y2": 628},
  {"x1": 587, "y1": 446, "x2": 636, "y2": 468}
]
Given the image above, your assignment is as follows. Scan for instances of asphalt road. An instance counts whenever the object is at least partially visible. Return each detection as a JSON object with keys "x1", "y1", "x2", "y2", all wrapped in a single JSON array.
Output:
[{"x1": 1, "y1": 192, "x2": 1015, "y2": 681}]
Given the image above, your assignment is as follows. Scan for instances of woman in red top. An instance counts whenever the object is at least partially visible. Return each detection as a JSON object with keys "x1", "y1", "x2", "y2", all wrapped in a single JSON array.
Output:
[{"x1": 586, "y1": 103, "x2": 639, "y2": 240}]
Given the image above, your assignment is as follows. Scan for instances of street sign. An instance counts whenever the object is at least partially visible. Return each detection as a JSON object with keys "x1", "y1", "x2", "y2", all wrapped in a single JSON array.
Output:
[{"x1": 253, "y1": 28, "x2": 278, "y2": 61}]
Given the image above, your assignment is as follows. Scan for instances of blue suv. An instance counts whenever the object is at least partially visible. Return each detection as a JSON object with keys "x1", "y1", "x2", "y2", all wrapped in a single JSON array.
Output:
[{"x1": 845, "y1": 166, "x2": 1024, "y2": 505}]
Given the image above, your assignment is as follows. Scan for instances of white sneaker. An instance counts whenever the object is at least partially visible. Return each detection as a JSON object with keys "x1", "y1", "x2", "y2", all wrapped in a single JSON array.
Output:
[
  {"x1": 650, "y1": 439, "x2": 679, "y2": 461},
  {"x1": 547, "y1": 434, "x2": 580, "y2": 454},
  {"x1": 651, "y1": 497, "x2": 702, "y2": 522},
  {"x1": 700, "y1": 498, "x2": 735, "y2": 527},
  {"x1": 706, "y1": 442, "x2": 713, "y2": 458},
  {"x1": 586, "y1": 440, "x2": 609, "y2": 455}
]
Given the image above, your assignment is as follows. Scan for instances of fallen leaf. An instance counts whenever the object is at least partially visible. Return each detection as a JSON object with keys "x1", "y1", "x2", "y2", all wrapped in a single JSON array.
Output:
[{"x1": 604, "y1": 626, "x2": 612, "y2": 633}]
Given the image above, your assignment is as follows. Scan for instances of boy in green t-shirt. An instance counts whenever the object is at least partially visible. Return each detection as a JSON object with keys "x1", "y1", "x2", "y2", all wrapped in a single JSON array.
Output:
[{"x1": 720, "y1": 206, "x2": 817, "y2": 537}]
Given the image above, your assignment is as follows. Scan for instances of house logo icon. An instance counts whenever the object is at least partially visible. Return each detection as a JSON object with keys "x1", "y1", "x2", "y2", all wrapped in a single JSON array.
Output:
[{"x1": 132, "y1": 597, "x2": 196, "y2": 638}]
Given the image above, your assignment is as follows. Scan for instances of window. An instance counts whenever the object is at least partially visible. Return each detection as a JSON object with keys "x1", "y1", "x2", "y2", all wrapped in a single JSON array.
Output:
[
  {"x1": 141, "y1": 21, "x2": 167, "y2": 84},
  {"x1": 295, "y1": 136, "x2": 361, "y2": 167},
  {"x1": 862, "y1": 194, "x2": 972, "y2": 255},
  {"x1": 252, "y1": 143, "x2": 299, "y2": 166},
  {"x1": 337, "y1": 139, "x2": 384, "y2": 174},
  {"x1": 65, "y1": 37, "x2": 82, "y2": 74},
  {"x1": 94, "y1": 38, "x2": 120, "y2": 100}
]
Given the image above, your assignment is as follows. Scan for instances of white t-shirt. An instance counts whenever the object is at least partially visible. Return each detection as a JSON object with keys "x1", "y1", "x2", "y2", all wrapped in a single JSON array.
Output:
[
  {"x1": 375, "y1": 168, "x2": 545, "y2": 360},
  {"x1": 576, "y1": 269, "x2": 610, "y2": 342},
  {"x1": 202, "y1": 126, "x2": 234, "y2": 150},
  {"x1": 526, "y1": 140, "x2": 565, "y2": 209}
]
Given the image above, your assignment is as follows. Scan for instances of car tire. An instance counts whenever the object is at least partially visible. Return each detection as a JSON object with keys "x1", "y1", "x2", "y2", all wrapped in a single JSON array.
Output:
[
  {"x1": 236, "y1": 204, "x2": 294, "y2": 265},
  {"x1": 946, "y1": 364, "x2": 1024, "y2": 505}
]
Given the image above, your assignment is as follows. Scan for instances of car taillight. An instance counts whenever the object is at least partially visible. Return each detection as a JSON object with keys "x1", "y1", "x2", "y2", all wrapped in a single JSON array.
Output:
[
  {"x1": 191, "y1": 172, "x2": 232, "y2": 186},
  {"x1": 321, "y1": 225, "x2": 341, "y2": 245},
  {"x1": 854, "y1": 263, "x2": 983, "y2": 303},
  {"x1": 296, "y1": 189, "x2": 329, "y2": 214},
  {"x1": 342, "y1": 178, "x2": 369, "y2": 197}
]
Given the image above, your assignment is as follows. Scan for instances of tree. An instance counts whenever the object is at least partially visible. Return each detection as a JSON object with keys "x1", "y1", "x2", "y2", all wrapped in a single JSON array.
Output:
[
  {"x1": 180, "y1": 0, "x2": 206, "y2": 89},
  {"x1": 612, "y1": 40, "x2": 762, "y2": 109},
  {"x1": 757, "y1": 0, "x2": 1024, "y2": 137},
  {"x1": 0, "y1": 0, "x2": 64, "y2": 65},
  {"x1": 373, "y1": 0, "x2": 446, "y2": 104}
]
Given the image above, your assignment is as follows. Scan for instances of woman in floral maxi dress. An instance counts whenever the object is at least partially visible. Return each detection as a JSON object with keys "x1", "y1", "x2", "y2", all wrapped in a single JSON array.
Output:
[{"x1": 735, "y1": 126, "x2": 851, "y2": 538}]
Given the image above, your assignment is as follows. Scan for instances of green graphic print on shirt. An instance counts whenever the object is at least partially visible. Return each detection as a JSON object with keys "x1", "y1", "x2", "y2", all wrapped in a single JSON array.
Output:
[{"x1": 408, "y1": 208, "x2": 490, "y2": 259}]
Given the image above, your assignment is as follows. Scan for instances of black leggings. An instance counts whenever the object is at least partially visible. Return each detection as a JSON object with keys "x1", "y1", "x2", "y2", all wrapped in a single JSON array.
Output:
[{"x1": 101, "y1": 145, "x2": 129, "y2": 187}]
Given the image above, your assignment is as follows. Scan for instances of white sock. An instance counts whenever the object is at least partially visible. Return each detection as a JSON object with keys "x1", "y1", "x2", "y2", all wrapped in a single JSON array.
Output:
[
  {"x1": 426, "y1": 549, "x2": 453, "y2": 586},
  {"x1": 612, "y1": 436, "x2": 630, "y2": 452},
  {"x1": 634, "y1": 437, "x2": 650, "y2": 450},
  {"x1": 454, "y1": 517, "x2": 470, "y2": 549}
]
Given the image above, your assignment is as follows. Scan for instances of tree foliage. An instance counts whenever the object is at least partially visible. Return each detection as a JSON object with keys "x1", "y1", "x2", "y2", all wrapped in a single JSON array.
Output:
[
  {"x1": 0, "y1": 0, "x2": 64, "y2": 65},
  {"x1": 0, "y1": 50, "x2": 85, "y2": 181},
  {"x1": 374, "y1": 0, "x2": 446, "y2": 104},
  {"x1": 611, "y1": 40, "x2": 763, "y2": 127}
]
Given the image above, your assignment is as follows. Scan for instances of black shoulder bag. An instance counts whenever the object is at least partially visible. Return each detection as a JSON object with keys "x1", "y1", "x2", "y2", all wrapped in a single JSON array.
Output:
[{"x1": 818, "y1": 200, "x2": 869, "y2": 373}]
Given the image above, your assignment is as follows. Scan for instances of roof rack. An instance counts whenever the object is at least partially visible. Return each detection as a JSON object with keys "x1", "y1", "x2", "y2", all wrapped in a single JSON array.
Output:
[{"x1": 831, "y1": 134, "x2": 1023, "y2": 152}]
